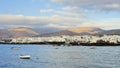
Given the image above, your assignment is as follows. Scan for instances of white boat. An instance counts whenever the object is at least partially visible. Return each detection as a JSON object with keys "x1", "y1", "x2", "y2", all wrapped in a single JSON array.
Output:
[
  {"x1": 90, "y1": 46, "x2": 96, "y2": 49},
  {"x1": 54, "y1": 46, "x2": 59, "y2": 49},
  {"x1": 11, "y1": 46, "x2": 21, "y2": 50},
  {"x1": 19, "y1": 55, "x2": 31, "y2": 59}
]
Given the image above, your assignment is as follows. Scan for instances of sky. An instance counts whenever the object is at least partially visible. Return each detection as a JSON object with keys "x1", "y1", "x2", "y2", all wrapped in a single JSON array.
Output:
[{"x1": 0, "y1": 0, "x2": 120, "y2": 30}]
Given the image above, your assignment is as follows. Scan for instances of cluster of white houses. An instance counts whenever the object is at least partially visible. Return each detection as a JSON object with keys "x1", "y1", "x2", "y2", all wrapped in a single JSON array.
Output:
[{"x1": 9, "y1": 35, "x2": 120, "y2": 45}]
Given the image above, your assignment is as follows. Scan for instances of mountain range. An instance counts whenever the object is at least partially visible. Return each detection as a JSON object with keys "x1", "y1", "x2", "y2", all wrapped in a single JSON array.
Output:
[{"x1": 0, "y1": 27, "x2": 120, "y2": 38}]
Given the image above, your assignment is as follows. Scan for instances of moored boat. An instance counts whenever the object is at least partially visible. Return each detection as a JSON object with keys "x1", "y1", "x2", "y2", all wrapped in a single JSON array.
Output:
[
  {"x1": 11, "y1": 46, "x2": 21, "y2": 50},
  {"x1": 90, "y1": 46, "x2": 96, "y2": 49},
  {"x1": 19, "y1": 55, "x2": 31, "y2": 59}
]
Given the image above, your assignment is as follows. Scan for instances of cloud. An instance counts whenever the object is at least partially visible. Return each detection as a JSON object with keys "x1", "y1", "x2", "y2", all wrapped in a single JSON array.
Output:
[
  {"x1": 40, "y1": 9, "x2": 83, "y2": 17},
  {"x1": 0, "y1": 14, "x2": 120, "y2": 29},
  {"x1": 40, "y1": 9, "x2": 54, "y2": 13},
  {"x1": 79, "y1": 18, "x2": 120, "y2": 29},
  {"x1": 80, "y1": 22, "x2": 120, "y2": 30},
  {"x1": 100, "y1": 3, "x2": 120, "y2": 10},
  {"x1": 62, "y1": 6, "x2": 81, "y2": 13},
  {"x1": 51, "y1": 0, "x2": 120, "y2": 11},
  {"x1": 0, "y1": 14, "x2": 84, "y2": 28}
]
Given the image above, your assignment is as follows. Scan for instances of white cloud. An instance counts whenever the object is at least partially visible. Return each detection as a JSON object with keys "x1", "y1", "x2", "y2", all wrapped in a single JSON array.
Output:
[
  {"x1": 49, "y1": 15, "x2": 83, "y2": 23},
  {"x1": 100, "y1": 3, "x2": 120, "y2": 10},
  {"x1": 40, "y1": 9, "x2": 83, "y2": 17},
  {"x1": 40, "y1": 9, "x2": 54, "y2": 13},
  {"x1": 0, "y1": 14, "x2": 120, "y2": 29},
  {"x1": 51, "y1": 0, "x2": 120, "y2": 11},
  {"x1": 62, "y1": 6, "x2": 81, "y2": 12},
  {"x1": 80, "y1": 22, "x2": 120, "y2": 30},
  {"x1": 0, "y1": 14, "x2": 84, "y2": 28},
  {"x1": 79, "y1": 18, "x2": 120, "y2": 29},
  {"x1": 51, "y1": 0, "x2": 63, "y2": 3}
]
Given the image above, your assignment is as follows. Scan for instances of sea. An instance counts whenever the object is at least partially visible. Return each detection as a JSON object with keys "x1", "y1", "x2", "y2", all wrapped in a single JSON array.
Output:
[{"x1": 0, "y1": 44, "x2": 120, "y2": 68}]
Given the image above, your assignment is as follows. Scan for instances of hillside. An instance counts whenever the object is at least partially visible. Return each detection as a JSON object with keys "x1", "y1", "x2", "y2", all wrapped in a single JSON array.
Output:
[
  {"x1": 1, "y1": 27, "x2": 120, "y2": 38},
  {"x1": 68, "y1": 27, "x2": 103, "y2": 34},
  {"x1": 0, "y1": 29, "x2": 12, "y2": 38},
  {"x1": 98, "y1": 29, "x2": 120, "y2": 35},
  {"x1": 0, "y1": 27, "x2": 39, "y2": 38},
  {"x1": 39, "y1": 27, "x2": 104, "y2": 36},
  {"x1": 39, "y1": 30, "x2": 78, "y2": 37},
  {"x1": 8, "y1": 27, "x2": 39, "y2": 38}
]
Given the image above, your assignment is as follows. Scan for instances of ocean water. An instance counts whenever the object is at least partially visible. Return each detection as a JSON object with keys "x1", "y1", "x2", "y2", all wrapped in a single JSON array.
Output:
[{"x1": 0, "y1": 44, "x2": 120, "y2": 68}]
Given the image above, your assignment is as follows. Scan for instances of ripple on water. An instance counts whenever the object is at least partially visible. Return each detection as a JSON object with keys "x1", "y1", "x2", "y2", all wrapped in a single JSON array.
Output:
[{"x1": 0, "y1": 45, "x2": 120, "y2": 68}]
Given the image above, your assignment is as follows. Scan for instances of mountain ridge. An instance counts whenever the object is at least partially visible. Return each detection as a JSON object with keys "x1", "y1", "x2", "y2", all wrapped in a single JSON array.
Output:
[
  {"x1": 67, "y1": 27, "x2": 103, "y2": 34},
  {"x1": 0, "y1": 27, "x2": 120, "y2": 38},
  {"x1": 0, "y1": 27, "x2": 39, "y2": 38},
  {"x1": 38, "y1": 27, "x2": 103, "y2": 37}
]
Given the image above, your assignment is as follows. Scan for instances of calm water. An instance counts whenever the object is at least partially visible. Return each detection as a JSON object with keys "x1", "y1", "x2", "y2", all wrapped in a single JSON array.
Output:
[{"x1": 0, "y1": 44, "x2": 120, "y2": 68}]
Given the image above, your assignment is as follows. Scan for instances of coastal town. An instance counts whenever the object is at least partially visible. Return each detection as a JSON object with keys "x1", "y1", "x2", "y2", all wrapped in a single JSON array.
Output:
[{"x1": 1, "y1": 35, "x2": 120, "y2": 46}]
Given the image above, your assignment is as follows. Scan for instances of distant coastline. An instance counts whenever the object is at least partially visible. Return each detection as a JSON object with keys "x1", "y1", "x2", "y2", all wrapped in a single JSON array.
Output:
[
  {"x1": 1, "y1": 42, "x2": 120, "y2": 46},
  {"x1": 1, "y1": 35, "x2": 120, "y2": 46}
]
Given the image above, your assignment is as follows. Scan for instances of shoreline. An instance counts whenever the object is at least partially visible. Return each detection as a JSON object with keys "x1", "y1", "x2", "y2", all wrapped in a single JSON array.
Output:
[
  {"x1": 1, "y1": 35, "x2": 120, "y2": 46},
  {"x1": 0, "y1": 42, "x2": 120, "y2": 46}
]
